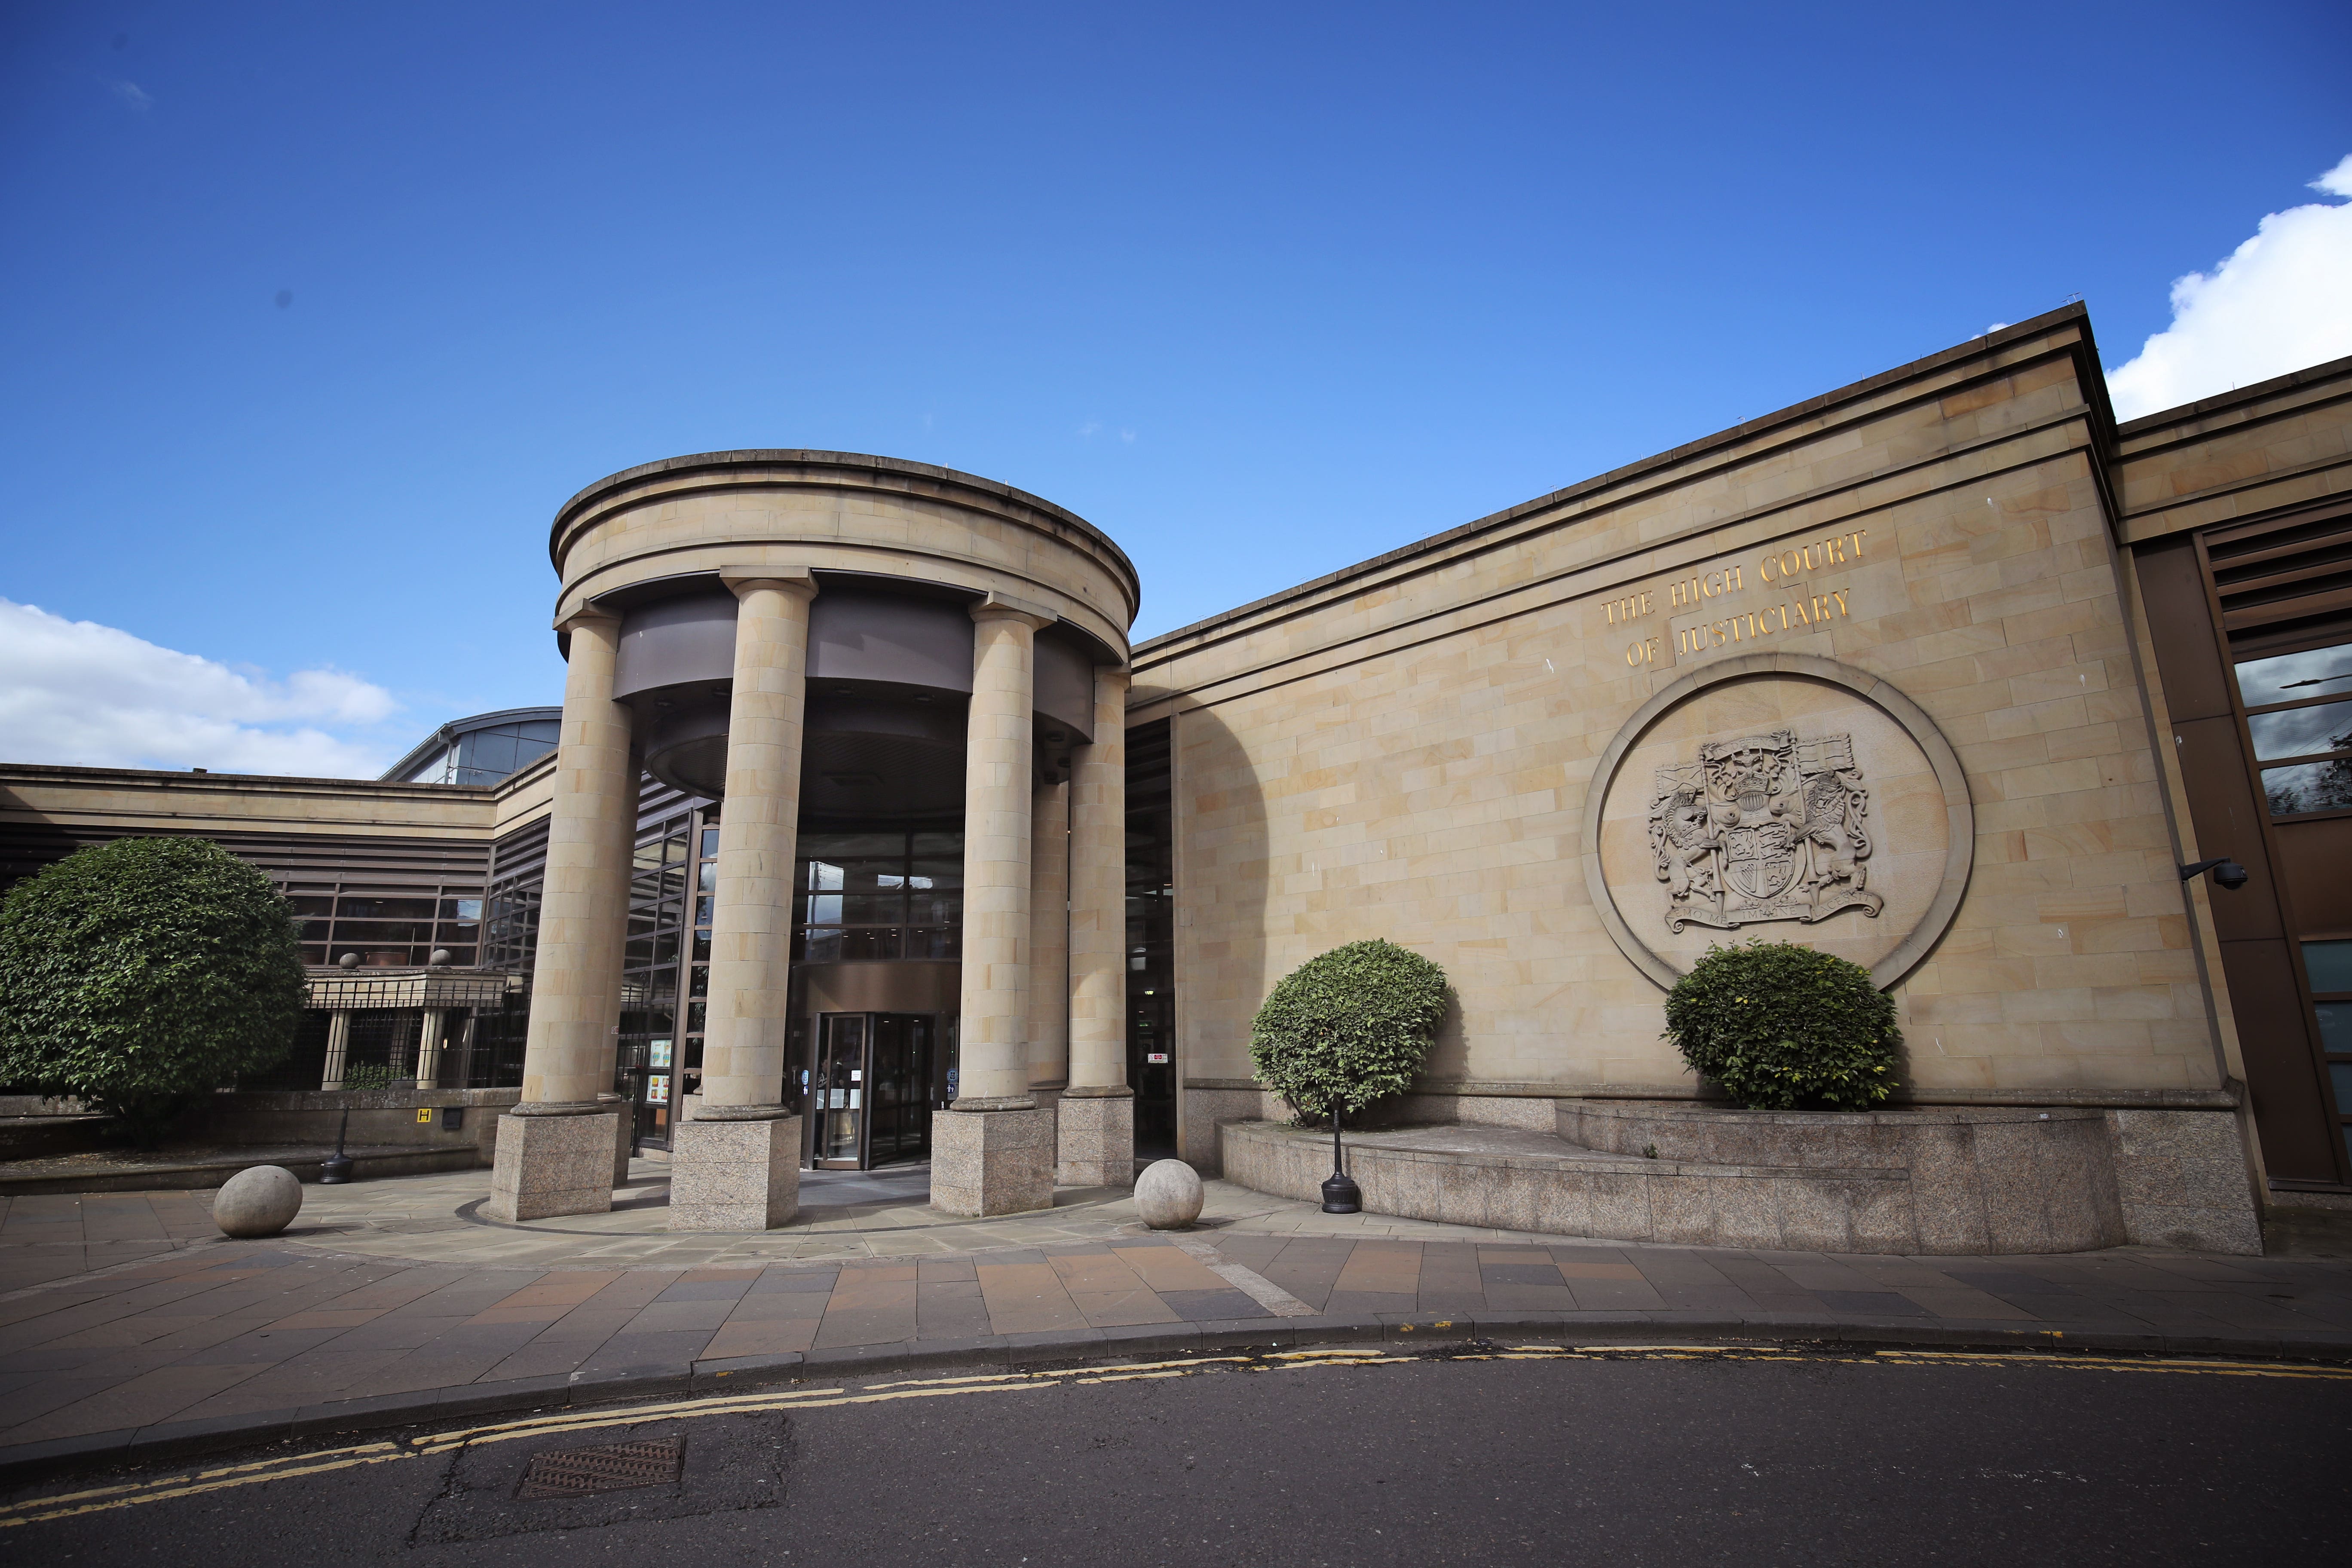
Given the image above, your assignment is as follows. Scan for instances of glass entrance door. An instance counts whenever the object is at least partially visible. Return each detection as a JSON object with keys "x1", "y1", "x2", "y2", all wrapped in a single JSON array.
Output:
[
  {"x1": 811, "y1": 1012, "x2": 938, "y2": 1170},
  {"x1": 866, "y1": 1014, "x2": 934, "y2": 1167},
  {"x1": 814, "y1": 1014, "x2": 868, "y2": 1168}
]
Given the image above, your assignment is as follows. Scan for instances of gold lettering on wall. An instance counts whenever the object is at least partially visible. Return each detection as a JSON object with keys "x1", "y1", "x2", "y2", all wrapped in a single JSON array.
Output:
[
  {"x1": 1673, "y1": 588, "x2": 1855, "y2": 655},
  {"x1": 1601, "y1": 530, "x2": 1867, "y2": 641},
  {"x1": 1759, "y1": 530, "x2": 1867, "y2": 583},
  {"x1": 1603, "y1": 590, "x2": 1656, "y2": 627}
]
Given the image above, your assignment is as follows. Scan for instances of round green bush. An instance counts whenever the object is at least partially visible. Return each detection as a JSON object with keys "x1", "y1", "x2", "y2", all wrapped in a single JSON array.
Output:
[
  {"x1": 0, "y1": 838, "x2": 307, "y2": 1142},
  {"x1": 1249, "y1": 938, "x2": 1449, "y2": 1120},
  {"x1": 1661, "y1": 940, "x2": 1900, "y2": 1111}
]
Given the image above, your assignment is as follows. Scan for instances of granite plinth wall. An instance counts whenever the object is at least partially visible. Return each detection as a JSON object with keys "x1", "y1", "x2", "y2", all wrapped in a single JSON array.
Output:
[
  {"x1": 1558, "y1": 1100, "x2": 2125, "y2": 1254},
  {"x1": 2103, "y1": 1108, "x2": 2261, "y2": 1255},
  {"x1": 1222, "y1": 1120, "x2": 1922, "y2": 1253},
  {"x1": 205, "y1": 1088, "x2": 521, "y2": 1169}
]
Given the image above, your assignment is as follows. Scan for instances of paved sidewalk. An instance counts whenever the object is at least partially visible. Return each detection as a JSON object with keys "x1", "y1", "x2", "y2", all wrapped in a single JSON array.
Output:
[{"x1": 2, "y1": 1162, "x2": 2348, "y2": 1476}]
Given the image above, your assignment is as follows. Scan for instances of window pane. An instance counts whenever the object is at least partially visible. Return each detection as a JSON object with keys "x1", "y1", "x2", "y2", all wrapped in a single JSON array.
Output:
[
  {"x1": 2331, "y1": 1062, "x2": 2352, "y2": 1111},
  {"x1": 288, "y1": 895, "x2": 334, "y2": 916},
  {"x1": 337, "y1": 897, "x2": 436, "y2": 920},
  {"x1": 2305, "y1": 940, "x2": 2352, "y2": 995},
  {"x1": 840, "y1": 894, "x2": 905, "y2": 924},
  {"x1": 908, "y1": 928, "x2": 961, "y2": 960},
  {"x1": 909, "y1": 889, "x2": 962, "y2": 925},
  {"x1": 802, "y1": 832, "x2": 903, "y2": 861},
  {"x1": 2248, "y1": 698, "x2": 2352, "y2": 761},
  {"x1": 805, "y1": 894, "x2": 844, "y2": 925},
  {"x1": 2317, "y1": 1001, "x2": 2352, "y2": 1051},
  {"x1": 700, "y1": 827, "x2": 720, "y2": 859},
  {"x1": 2263, "y1": 760, "x2": 2352, "y2": 818},
  {"x1": 2237, "y1": 643, "x2": 2352, "y2": 708},
  {"x1": 910, "y1": 857, "x2": 963, "y2": 891},
  {"x1": 805, "y1": 861, "x2": 844, "y2": 893},
  {"x1": 336, "y1": 920, "x2": 432, "y2": 942}
]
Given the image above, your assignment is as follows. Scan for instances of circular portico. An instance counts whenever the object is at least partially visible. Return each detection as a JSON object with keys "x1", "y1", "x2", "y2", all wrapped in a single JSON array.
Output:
[{"x1": 485, "y1": 453, "x2": 1139, "y2": 1228}]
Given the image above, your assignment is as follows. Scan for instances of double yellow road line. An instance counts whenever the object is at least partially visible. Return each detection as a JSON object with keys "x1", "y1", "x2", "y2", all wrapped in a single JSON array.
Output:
[{"x1": 4, "y1": 1344, "x2": 2342, "y2": 1529}]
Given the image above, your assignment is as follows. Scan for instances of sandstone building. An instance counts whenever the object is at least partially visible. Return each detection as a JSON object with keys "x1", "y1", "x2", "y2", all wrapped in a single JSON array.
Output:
[{"x1": 4, "y1": 306, "x2": 2346, "y2": 1253}]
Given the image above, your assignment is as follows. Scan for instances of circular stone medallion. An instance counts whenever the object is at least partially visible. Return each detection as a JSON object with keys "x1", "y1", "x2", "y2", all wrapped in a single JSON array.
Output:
[{"x1": 1581, "y1": 653, "x2": 1972, "y2": 990}]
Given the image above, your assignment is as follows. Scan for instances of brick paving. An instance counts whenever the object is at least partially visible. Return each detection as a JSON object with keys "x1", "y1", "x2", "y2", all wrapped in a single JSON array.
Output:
[{"x1": 2, "y1": 1172, "x2": 2349, "y2": 1468}]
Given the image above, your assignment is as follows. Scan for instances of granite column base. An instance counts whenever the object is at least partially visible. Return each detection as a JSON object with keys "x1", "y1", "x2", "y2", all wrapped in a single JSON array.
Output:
[
  {"x1": 1056, "y1": 1090, "x2": 1135, "y2": 1187},
  {"x1": 667, "y1": 1115, "x2": 802, "y2": 1231},
  {"x1": 487, "y1": 1110, "x2": 620, "y2": 1222},
  {"x1": 931, "y1": 1102, "x2": 1054, "y2": 1217}
]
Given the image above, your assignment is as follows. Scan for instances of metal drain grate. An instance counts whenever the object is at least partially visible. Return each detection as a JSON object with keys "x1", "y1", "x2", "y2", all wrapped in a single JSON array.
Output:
[{"x1": 516, "y1": 1437, "x2": 685, "y2": 1499}]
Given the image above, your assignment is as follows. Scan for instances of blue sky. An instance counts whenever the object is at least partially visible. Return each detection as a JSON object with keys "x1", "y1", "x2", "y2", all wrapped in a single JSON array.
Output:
[{"x1": 3, "y1": 2, "x2": 2348, "y2": 775}]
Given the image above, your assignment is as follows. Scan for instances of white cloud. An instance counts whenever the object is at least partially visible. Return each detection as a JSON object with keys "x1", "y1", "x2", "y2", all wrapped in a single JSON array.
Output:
[
  {"x1": 0, "y1": 600, "x2": 401, "y2": 778},
  {"x1": 109, "y1": 80, "x2": 152, "y2": 110},
  {"x1": 2105, "y1": 155, "x2": 2352, "y2": 420}
]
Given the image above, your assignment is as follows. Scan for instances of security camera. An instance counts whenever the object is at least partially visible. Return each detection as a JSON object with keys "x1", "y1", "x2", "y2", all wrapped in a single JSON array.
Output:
[{"x1": 2179, "y1": 857, "x2": 2249, "y2": 891}]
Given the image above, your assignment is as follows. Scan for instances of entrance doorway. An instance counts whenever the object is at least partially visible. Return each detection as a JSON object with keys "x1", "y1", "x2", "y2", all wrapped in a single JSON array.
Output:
[{"x1": 810, "y1": 1012, "x2": 940, "y2": 1169}]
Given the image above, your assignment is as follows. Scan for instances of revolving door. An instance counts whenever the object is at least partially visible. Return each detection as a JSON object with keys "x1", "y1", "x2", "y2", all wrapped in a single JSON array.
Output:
[{"x1": 809, "y1": 1012, "x2": 943, "y2": 1169}]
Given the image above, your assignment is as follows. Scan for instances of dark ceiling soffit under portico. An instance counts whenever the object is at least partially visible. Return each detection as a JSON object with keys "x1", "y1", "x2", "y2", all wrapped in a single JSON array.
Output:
[
  {"x1": 1133, "y1": 304, "x2": 2116, "y2": 663},
  {"x1": 547, "y1": 449, "x2": 1140, "y2": 622},
  {"x1": 562, "y1": 566, "x2": 1130, "y2": 671}
]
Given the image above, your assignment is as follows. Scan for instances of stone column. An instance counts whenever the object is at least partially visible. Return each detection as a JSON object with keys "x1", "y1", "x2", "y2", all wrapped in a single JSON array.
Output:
[
  {"x1": 1060, "y1": 665, "x2": 1133, "y2": 1187},
  {"x1": 320, "y1": 1010, "x2": 352, "y2": 1092},
  {"x1": 931, "y1": 595, "x2": 1057, "y2": 1216},
  {"x1": 669, "y1": 568, "x2": 814, "y2": 1231},
  {"x1": 416, "y1": 1008, "x2": 445, "y2": 1089},
  {"x1": 1026, "y1": 777, "x2": 1070, "y2": 1095},
  {"x1": 488, "y1": 608, "x2": 634, "y2": 1223}
]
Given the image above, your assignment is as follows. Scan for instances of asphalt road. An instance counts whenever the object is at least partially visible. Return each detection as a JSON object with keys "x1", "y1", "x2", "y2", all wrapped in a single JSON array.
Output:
[{"x1": 5, "y1": 1345, "x2": 2346, "y2": 1566}]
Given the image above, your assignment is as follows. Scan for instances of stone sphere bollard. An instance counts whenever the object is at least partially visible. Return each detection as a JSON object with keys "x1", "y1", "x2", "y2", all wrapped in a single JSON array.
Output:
[
  {"x1": 1134, "y1": 1158, "x2": 1205, "y2": 1230},
  {"x1": 213, "y1": 1165, "x2": 303, "y2": 1239}
]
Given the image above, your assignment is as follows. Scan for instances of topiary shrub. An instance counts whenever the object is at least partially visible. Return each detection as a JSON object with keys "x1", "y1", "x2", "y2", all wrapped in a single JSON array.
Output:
[
  {"x1": 1250, "y1": 938, "x2": 1449, "y2": 1122},
  {"x1": 0, "y1": 838, "x2": 307, "y2": 1143},
  {"x1": 1662, "y1": 940, "x2": 1900, "y2": 1111}
]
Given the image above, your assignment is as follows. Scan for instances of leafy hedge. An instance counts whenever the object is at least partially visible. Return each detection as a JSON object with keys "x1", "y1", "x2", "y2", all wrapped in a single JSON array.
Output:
[
  {"x1": 1662, "y1": 940, "x2": 1899, "y2": 1111},
  {"x1": 0, "y1": 838, "x2": 307, "y2": 1142},
  {"x1": 1250, "y1": 939, "x2": 1449, "y2": 1120}
]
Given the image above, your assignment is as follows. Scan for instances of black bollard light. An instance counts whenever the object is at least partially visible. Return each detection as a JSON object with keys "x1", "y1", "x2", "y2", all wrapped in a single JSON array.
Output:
[
  {"x1": 1320, "y1": 1100, "x2": 1361, "y2": 1213},
  {"x1": 320, "y1": 1108, "x2": 355, "y2": 1184}
]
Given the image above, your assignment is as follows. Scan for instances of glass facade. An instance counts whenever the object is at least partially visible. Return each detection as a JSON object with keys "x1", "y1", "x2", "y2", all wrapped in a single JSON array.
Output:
[
  {"x1": 617, "y1": 808, "x2": 696, "y2": 1144},
  {"x1": 1125, "y1": 718, "x2": 1176, "y2": 1159},
  {"x1": 794, "y1": 829, "x2": 965, "y2": 962},
  {"x1": 397, "y1": 718, "x2": 562, "y2": 787},
  {"x1": 2238, "y1": 640, "x2": 2352, "y2": 819},
  {"x1": 289, "y1": 887, "x2": 483, "y2": 968}
]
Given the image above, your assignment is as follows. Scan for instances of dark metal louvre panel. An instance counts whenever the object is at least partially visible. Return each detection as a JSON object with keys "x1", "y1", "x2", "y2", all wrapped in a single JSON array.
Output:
[
  {"x1": 2208, "y1": 504, "x2": 2352, "y2": 647},
  {"x1": 0, "y1": 822, "x2": 486, "y2": 896}
]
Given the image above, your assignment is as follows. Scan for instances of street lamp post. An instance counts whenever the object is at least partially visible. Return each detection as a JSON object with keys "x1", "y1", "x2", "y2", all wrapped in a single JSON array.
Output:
[{"x1": 1320, "y1": 1100, "x2": 1361, "y2": 1213}]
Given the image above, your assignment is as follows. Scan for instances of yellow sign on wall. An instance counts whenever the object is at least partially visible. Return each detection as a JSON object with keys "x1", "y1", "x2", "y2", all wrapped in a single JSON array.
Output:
[{"x1": 416, "y1": 1108, "x2": 432, "y2": 1124}]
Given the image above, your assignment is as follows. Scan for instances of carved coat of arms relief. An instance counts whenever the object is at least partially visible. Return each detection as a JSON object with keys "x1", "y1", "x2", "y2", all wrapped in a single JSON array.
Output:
[{"x1": 1647, "y1": 729, "x2": 1885, "y2": 933}]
